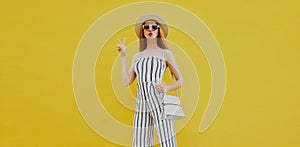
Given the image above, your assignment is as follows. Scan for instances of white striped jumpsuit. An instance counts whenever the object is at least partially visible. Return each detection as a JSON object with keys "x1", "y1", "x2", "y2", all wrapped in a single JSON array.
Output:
[{"x1": 132, "y1": 50, "x2": 177, "y2": 147}]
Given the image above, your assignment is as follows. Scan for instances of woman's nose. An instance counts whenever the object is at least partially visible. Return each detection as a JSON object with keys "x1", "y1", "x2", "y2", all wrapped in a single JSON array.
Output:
[{"x1": 147, "y1": 29, "x2": 154, "y2": 32}]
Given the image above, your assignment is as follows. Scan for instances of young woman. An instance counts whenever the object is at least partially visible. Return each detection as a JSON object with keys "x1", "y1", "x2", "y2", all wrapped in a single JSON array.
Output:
[{"x1": 117, "y1": 14, "x2": 184, "y2": 147}]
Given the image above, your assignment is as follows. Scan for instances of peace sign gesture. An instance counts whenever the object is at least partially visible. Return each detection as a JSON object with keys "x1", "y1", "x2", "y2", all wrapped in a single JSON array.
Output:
[{"x1": 117, "y1": 37, "x2": 126, "y2": 57}]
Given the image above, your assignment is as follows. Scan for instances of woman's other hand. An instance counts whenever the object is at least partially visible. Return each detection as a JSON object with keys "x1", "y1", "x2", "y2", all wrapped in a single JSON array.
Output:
[
  {"x1": 156, "y1": 84, "x2": 168, "y2": 93},
  {"x1": 117, "y1": 37, "x2": 126, "y2": 57}
]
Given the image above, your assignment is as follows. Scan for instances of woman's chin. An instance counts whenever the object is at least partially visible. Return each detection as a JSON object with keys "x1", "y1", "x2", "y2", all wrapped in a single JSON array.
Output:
[{"x1": 146, "y1": 36, "x2": 157, "y2": 39}]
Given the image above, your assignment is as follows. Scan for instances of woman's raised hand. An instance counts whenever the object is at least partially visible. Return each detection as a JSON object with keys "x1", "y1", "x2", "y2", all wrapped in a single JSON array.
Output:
[{"x1": 117, "y1": 37, "x2": 126, "y2": 57}]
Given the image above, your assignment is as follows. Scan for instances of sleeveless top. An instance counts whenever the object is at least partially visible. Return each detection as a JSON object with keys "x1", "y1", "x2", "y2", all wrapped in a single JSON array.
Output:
[{"x1": 134, "y1": 50, "x2": 167, "y2": 84}]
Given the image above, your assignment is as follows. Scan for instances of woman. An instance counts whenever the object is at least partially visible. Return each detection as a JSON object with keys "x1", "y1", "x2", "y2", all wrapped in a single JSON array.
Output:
[{"x1": 117, "y1": 14, "x2": 184, "y2": 147}]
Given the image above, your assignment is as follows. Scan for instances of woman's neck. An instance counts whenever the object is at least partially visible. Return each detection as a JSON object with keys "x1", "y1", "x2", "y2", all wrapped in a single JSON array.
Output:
[{"x1": 146, "y1": 38, "x2": 159, "y2": 49}]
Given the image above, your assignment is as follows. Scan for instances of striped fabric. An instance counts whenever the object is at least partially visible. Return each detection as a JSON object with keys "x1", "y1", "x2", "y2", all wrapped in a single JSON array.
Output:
[{"x1": 132, "y1": 50, "x2": 177, "y2": 147}]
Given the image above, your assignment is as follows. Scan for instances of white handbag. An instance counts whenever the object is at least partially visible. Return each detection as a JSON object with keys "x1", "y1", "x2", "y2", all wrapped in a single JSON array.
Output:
[
  {"x1": 162, "y1": 94, "x2": 185, "y2": 120},
  {"x1": 161, "y1": 74, "x2": 185, "y2": 120}
]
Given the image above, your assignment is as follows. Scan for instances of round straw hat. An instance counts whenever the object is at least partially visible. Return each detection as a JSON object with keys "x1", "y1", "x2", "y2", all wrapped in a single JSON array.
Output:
[{"x1": 135, "y1": 14, "x2": 168, "y2": 39}]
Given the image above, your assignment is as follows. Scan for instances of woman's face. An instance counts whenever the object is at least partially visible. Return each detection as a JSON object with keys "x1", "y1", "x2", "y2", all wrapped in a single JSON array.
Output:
[{"x1": 143, "y1": 20, "x2": 159, "y2": 39}]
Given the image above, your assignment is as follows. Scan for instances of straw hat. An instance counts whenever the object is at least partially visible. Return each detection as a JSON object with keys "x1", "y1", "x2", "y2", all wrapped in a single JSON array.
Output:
[{"x1": 135, "y1": 14, "x2": 168, "y2": 39}]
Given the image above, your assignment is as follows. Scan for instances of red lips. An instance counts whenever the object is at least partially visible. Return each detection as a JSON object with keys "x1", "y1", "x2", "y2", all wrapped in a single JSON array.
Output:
[{"x1": 149, "y1": 32, "x2": 153, "y2": 36}]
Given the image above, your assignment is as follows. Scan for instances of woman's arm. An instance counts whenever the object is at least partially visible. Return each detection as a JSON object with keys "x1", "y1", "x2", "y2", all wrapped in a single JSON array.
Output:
[
  {"x1": 121, "y1": 54, "x2": 137, "y2": 86},
  {"x1": 156, "y1": 49, "x2": 184, "y2": 93},
  {"x1": 117, "y1": 37, "x2": 137, "y2": 86}
]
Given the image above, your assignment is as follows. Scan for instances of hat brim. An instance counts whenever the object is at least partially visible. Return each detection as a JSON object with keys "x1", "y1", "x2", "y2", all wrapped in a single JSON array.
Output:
[{"x1": 135, "y1": 14, "x2": 168, "y2": 39}]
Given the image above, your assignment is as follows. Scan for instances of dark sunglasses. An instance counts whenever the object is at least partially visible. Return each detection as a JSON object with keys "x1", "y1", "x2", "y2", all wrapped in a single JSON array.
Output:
[{"x1": 142, "y1": 24, "x2": 159, "y2": 30}]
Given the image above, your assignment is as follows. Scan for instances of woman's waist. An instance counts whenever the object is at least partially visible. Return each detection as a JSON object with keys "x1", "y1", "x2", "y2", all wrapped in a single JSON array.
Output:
[{"x1": 138, "y1": 80, "x2": 162, "y2": 84}]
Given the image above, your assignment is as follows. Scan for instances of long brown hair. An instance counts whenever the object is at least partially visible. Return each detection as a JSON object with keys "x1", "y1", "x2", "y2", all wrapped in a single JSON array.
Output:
[{"x1": 139, "y1": 20, "x2": 169, "y2": 52}]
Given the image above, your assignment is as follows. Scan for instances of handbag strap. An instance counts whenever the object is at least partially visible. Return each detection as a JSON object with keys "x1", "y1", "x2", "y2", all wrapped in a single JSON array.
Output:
[{"x1": 171, "y1": 73, "x2": 179, "y2": 97}]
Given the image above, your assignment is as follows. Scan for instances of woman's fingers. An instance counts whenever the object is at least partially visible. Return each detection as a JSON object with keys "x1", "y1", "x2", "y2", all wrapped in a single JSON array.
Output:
[
  {"x1": 156, "y1": 84, "x2": 165, "y2": 93},
  {"x1": 117, "y1": 38, "x2": 126, "y2": 54},
  {"x1": 117, "y1": 38, "x2": 126, "y2": 51},
  {"x1": 123, "y1": 37, "x2": 126, "y2": 44},
  {"x1": 117, "y1": 38, "x2": 126, "y2": 46}
]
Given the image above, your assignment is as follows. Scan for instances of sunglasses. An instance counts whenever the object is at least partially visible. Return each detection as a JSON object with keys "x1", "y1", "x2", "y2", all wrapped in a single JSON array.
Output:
[{"x1": 142, "y1": 24, "x2": 159, "y2": 30}]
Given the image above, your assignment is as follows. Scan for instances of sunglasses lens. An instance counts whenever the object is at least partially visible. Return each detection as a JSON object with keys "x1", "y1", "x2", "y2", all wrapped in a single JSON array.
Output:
[
  {"x1": 152, "y1": 25, "x2": 158, "y2": 30},
  {"x1": 143, "y1": 25, "x2": 150, "y2": 30}
]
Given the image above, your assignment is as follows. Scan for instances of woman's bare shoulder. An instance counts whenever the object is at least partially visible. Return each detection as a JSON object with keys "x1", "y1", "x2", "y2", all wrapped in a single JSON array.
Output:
[
  {"x1": 162, "y1": 49, "x2": 172, "y2": 53},
  {"x1": 162, "y1": 49, "x2": 174, "y2": 58},
  {"x1": 132, "y1": 52, "x2": 142, "y2": 61}
]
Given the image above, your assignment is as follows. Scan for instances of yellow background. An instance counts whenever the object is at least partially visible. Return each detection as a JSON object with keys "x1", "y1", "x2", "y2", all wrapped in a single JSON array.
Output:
[{"x1": 1, "y1": 0, "x2": 299, "y2": 146}]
